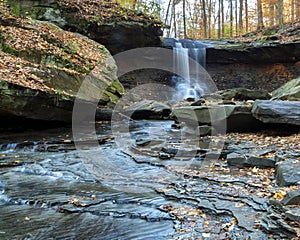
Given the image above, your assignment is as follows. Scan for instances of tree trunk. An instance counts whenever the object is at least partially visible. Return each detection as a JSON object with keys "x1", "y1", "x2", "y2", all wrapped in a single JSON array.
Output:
[
  {"x1": 164, "y1": 0, "x2": 172, "y2": 26},
  {"x1": 230, "y1": 0, "x2": 233, "y2": 37},
  {"x1": 269, "y1": 0, "x2": 275, "y2": 27},
  {"x1": 208, "y1": 0, "x2": 212, "y2": 38},
  {"x1": 239, "y1": 0, "x2": 243, "y2": 33},
  {"x1": 173, "y1": 3, "x2": 177, "y2": 38},
  {"x1": 235, "y1": 0, "x2": 238, "y2": 35},
  {"x1": 221, "y1": 0, "x2": 224, "y2": 37},
  {"x1": 291, "y1": 0, "x2": 295, "y2": 21},
  {"x1": 277, "y1": 0, "x2": 284, "y2": 28},
  {"x1": 202, "y1": 0, "x2": 207, "y2": 38},
  {"x1": 218, "y1": 0, "x2": 221, "y2": 38},
  {"x1": 245, "y1": 0, "x2": 248, "y2": 31},
  {"x1": 297, "y1": 0, "x2": 300, "y2": 19},
  {"x1": 257, "y1": 0, "x2": 264, "y2": 30},
  {"x1": 183, "y1": 0, "x2": 187, "y2": 38}
]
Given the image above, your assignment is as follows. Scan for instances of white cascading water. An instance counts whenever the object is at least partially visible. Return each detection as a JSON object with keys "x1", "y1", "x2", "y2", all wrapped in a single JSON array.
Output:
[{"x1": 172, "y1": 41, "x2": 207, "y2": 100}]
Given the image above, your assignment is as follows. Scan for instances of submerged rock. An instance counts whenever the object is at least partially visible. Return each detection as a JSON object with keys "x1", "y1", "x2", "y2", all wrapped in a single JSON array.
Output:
[{"x1": 252, "y1": 100, "x2": 300, "y2": 125}]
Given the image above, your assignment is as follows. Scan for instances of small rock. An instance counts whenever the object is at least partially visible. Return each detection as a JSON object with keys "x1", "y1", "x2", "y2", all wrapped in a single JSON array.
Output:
[
  {"x1": 226, "y1": 152, "x2": 247, "y2": 166},
  {"x1": 276, "y1": 159, "x2": 300, "y2": 187},
  {"x1": 281, "y1": 189, "x2": 300, "y2": 205},
  {"x1": 162, "y1": 147, "x2": 178, "y2": 155},
  {"x1": 285, "y1": 208, "x2": 300, "y2": 221},
  {"x1": 159, "y1": 152, "x2": 172, "y2": 160}
]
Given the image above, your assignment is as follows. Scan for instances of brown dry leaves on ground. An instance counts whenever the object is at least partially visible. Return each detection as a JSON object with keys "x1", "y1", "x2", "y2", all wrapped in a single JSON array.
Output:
[
  {"x1": 0, "y1": 5, "x2": 108, "y2": 93},
  {"x1": 226, "y1": 131, "x2": 300, "y2": 152},
  {"x1": 57, "y1": 0, "x2": 162, "y2": 25},
  {"x1": 236, "y1": 20, "x2": 300, "y2": 43}
]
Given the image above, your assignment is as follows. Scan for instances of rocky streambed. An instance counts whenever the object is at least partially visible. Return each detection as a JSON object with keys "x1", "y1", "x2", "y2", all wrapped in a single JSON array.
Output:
[{"x1": 0, "y1": 120, "x2": 299, "y2": 239}]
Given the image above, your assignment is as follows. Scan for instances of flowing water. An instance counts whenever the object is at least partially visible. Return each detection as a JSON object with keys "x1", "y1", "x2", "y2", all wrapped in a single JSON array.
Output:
[
  {"x1": 0, "y1": 120, "x2": 286, "y2": 239},
  {"x1": 170, "y1": 39, "x2": 209, "y2": 100}
]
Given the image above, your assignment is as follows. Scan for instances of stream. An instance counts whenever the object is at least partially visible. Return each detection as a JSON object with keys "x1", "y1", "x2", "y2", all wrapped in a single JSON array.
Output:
[{"x1": 0, "y1": 120, "x2": 293, "y2": 239}]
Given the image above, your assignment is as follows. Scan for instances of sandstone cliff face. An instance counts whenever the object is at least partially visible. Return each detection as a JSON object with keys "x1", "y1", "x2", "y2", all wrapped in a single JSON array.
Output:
[
  {"x1": 7, "y1": 0, "x2": 163, "y2": 54},
  {"x1": 0, "y1": 10, "x2": 124, "y2": 123}
]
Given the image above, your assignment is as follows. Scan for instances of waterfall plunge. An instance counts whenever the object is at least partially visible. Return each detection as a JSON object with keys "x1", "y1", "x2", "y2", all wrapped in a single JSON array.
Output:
[{"x1": 171, "y1": 40, "x2": 207, "y2": 101}]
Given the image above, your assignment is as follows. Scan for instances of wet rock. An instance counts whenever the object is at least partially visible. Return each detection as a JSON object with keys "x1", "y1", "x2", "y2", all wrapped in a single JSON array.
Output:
[
  {"x1": 272, "y1": 77, "x2": 300, "y2": 100},
  {"x1": 276, "y1": 159, "x2": 300, "y2": 186},
  {"x1": 171, "y1": 104, "x2": 264, "y2": 132},
  {"x1": 281, "y1": 189, "x2": 300, "y2": 205},
  {"x1": 159, "y1": 152, "x2": 172, "y2": 160},
  {"x1": 226, "y1": 152, "x2": 275, "y2": 168},
  {"x1": 252, "y1": 100, "x2": 300, "y2": 125},
  {"x1": 198, "y1": 125, "x2": 213, "y2": 136},
  {"x1": 125, "y1": 100, "x2": 171, "y2": 120},
  {"x1": 162, "y1": 147, "x2": 178, "y2": 155},
  {"x1": 285, "y1": 208, "x2": 300, "y2": 221}
]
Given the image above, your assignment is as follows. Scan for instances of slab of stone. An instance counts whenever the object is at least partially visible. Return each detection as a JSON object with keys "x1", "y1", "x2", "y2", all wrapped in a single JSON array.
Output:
[
  {"x1": 171, "y1": 104, "x2": 263, "y2": 132},
  {"x1": 226, "y1": 152, "x2": 275, "y2": 168},
  {"x1": 252, "y1": 100, "x2": 300, "y2": 125}
]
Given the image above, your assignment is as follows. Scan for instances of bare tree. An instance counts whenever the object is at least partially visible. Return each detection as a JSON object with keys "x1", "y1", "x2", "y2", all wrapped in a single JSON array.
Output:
[
  {"x1": 277, "y1": 0, "x2": 284, "y2": 27},
  {"x1": 257, "y1": 0, "x2": 264, "y2": 30},
  {"x1": 201, "y1": 0, "x2": 208, "y2": 38},
  {"x1": 235, "y1": 0, "x2": 238, "y2": 35},
  {"x1": 229, "y1": 0, "x2": 233, "y2": 36},
  {"x1": 183, "y1": 0, "x2": 187, "y2": 38},
  {"x1": 297, "y1": 0, "x2": 300, "y2": 20},
  {"x1": 222, "y1": 0, "x2": 225, "y2": 36},
  {"x1": 239, "y1": 0, "x2": 243, "y2": 33},
  {"x1": 245, "y1": 0, "x2": 248, "y2": 31},
  {"x1": 218, "y1": 0, "x2": 221, "y2": 37}
]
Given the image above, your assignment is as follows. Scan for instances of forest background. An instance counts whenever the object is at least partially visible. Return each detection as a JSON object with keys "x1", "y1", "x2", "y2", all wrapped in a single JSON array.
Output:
[{"x1": 117, "y1": 0, "x2": 300, "y2": 39}]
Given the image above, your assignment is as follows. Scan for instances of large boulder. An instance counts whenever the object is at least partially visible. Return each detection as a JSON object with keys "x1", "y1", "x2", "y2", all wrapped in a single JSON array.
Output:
[
  {"x1": 252, "y1": 100, "x2": 300, "y2": 125},
  {"x1": 0, "y1": 11, "x2": 124, "y2": 123},
  {"x1": 271, "y1": 77, "x2": 300, "y2": 100},
  {"x1": 7, "y1": 0, "x2": 163, "y2": 54},
  {"x1": 124, "y1": 100, "x2": 171, "y2": 120},
  {"x1": 171, "y1": 104, "x2": 264, "y2": 132}
]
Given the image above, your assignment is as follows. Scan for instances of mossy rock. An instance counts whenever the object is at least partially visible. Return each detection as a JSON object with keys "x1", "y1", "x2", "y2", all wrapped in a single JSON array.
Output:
[{"x1": 272, "y1": 77, "x2": 300, "y2": 100}]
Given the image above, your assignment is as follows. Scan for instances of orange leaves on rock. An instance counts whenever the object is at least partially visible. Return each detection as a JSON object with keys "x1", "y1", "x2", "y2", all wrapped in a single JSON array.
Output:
[{"x1": 272, "y1": 190, "x2": 287, "y2": 201}]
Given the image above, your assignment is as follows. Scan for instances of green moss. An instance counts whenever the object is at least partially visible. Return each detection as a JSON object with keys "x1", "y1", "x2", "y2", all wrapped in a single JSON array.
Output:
[
  {"x1": 0, "y1": 42, "x2": 19, "y2": 56},
  {"x1": 108, "y1": 80, "x2": 124, "y2": 95}
]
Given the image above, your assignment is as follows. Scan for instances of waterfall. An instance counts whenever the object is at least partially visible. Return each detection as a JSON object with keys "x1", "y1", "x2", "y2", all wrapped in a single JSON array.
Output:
[{"x1": 166, "y1": 38, "x2": 209, "y2": 101}]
